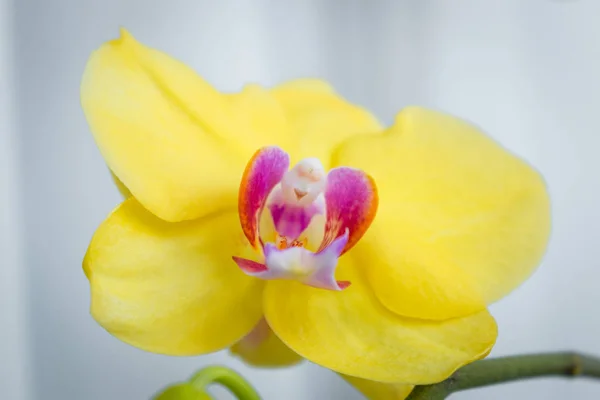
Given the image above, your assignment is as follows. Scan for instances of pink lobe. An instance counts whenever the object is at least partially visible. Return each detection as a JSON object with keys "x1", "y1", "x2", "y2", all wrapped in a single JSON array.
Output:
[
  {"x1": 318, "y1": 167, "x2": 378, "y2": 255},
  {"x1": 238, "y1": 147, "x2": 290, "y2": 249}
]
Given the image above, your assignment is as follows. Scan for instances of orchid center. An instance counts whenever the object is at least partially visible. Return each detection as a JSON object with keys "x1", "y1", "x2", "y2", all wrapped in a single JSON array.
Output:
[
  {"x1": 234, "y1": 146, "x2": 378, "y2": 291},
  {"x1": 268, "y1": 157, "x2": 327, "y2": 250}
]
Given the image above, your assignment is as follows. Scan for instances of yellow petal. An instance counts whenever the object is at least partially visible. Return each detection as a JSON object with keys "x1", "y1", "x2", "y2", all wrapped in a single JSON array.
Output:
[
  {"x1": 84, "y1": 198, "x2": 264, "y2": 355},
  {"x1": 263, "y1": 258, "x2": 497, "y2": 384},
  {"x1": 226, "y1": 83, "x2": 293, "y2": 153},
  {"x1": 230, "y1": 318, "x2": 303, "y2": 367},
  {"x1": 110, "y1": 171, "x2": 131, "y2": 198},
  {"x1": 81, "y1": 29, "x2": 288, "y2": 222},
  {"x1": 271, "y1": 79, "x2": 382, "y2": 168},
  {"x1": 333, "y1": 107, "x2": 551, "y2": 320},
  {"x1": 342, "y1": 375, "x2": 414, "y2": 400}
]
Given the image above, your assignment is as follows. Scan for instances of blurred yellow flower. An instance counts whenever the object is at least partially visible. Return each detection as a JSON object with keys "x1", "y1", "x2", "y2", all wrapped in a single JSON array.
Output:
[{"x1": 81, "y1": 29, "x2": 551, "y2": 399}]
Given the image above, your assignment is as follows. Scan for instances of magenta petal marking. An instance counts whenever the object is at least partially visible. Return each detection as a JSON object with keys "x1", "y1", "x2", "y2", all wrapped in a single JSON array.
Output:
[
  {"x1": 337, "y1": 281, "x2": 351, "y2": 289},
  {"x1": 238, "y1": 147, "x2": 290, "y2": 248},
  {"x1": 318, "y1": 167, "x2": 378, "y2": 256},
  {"x1": 232, "y1": 256, "x2": 268, "y2": 273},
  {"x1": 268, "y1": 189, "x2": 323, "y2": 240}
]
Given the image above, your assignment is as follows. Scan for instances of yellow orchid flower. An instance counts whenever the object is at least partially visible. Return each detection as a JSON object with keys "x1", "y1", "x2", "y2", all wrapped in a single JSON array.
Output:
[{"x1": 81, "y1": 29, "x2": 551, "y2": 399}]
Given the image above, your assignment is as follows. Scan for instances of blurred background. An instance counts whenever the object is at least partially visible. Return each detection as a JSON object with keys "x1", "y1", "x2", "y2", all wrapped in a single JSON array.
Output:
[{"x1": 1, "y1": 0, "x2": 599, "y2": 399}]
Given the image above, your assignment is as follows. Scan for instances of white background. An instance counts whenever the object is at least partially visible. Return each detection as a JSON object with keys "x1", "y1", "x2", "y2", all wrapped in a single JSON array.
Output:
[{"x1": 1, "y1": 0, "x2": 600, "y2": 399}]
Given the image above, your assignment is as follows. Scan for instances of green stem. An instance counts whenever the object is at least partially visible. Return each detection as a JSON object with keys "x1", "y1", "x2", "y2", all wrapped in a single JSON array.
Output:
[
  {"x1": 190, "y1": 366, "x2": 261, "y2": 400},
  {"x1": 406, "y1": 352, "x2": 600, "y2": 400}
]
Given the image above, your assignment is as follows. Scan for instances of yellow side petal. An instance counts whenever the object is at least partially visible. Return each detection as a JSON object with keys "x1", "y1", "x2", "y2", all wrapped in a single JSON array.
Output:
[
  {"x1": 271, "y1": 79, "x2": 382, "y2": 168},
  {"x1": 230, "y1": 318, "x2": 303, "y2": 367},
  {"x1": 263, "y1": 259, "x2": 497, "y2": 384},
  {"x1": 342, "y1": 375, "x2": 414, "y2": 400},
  {"x1": 81, "y1": 29, "x2": 288, "y2": 222},
  {"x1": 334, "y1": 107, "x2": 551, "y2": 320},
  {"x1": 84, "y1": 198, "x2": 264, "y2": 355},
  {"x1": 110, "y1": 171, "x2": 131, "y2": 198}
]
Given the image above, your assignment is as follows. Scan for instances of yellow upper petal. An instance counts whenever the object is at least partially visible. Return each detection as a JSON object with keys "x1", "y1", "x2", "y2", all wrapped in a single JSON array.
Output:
[
  {"x1": 82, "y1": 30, "x2": 384, "y2": 222},
  {"x1": 333, "y1": 107, "x2": 551, "y2": 320},
  {"x1": 263, "y1": 257, "x2": 497, "y2": 384},
  {"x1": 342, "y1": 375, "x2": 414, "y2": 400},
  {"x1": 81, "y1": 29, "x2": 288, "y2": 222},
  {"x1": 230, "y1": 318, "x2": 303, "y2": 368},
  {"x1": 84, "y1": 198, "x2": 264, "y2": 355},
  {"x1": 271, "y1": 79, "x2": 382, "y2": 168}
]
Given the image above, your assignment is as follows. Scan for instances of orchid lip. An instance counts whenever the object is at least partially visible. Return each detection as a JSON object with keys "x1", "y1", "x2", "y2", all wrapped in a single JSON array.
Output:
[
  {"x1": 233, "y1": 229, "x2": 351, "y2": 291},
  {"x1": 235, "y1": 146, "x2": 378, "y2": 291}
]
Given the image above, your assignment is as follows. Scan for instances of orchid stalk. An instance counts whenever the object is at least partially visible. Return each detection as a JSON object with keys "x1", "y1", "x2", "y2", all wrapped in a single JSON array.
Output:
[{"x1": 407, "y1": 352, "x2": 600, "y2": 400}]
